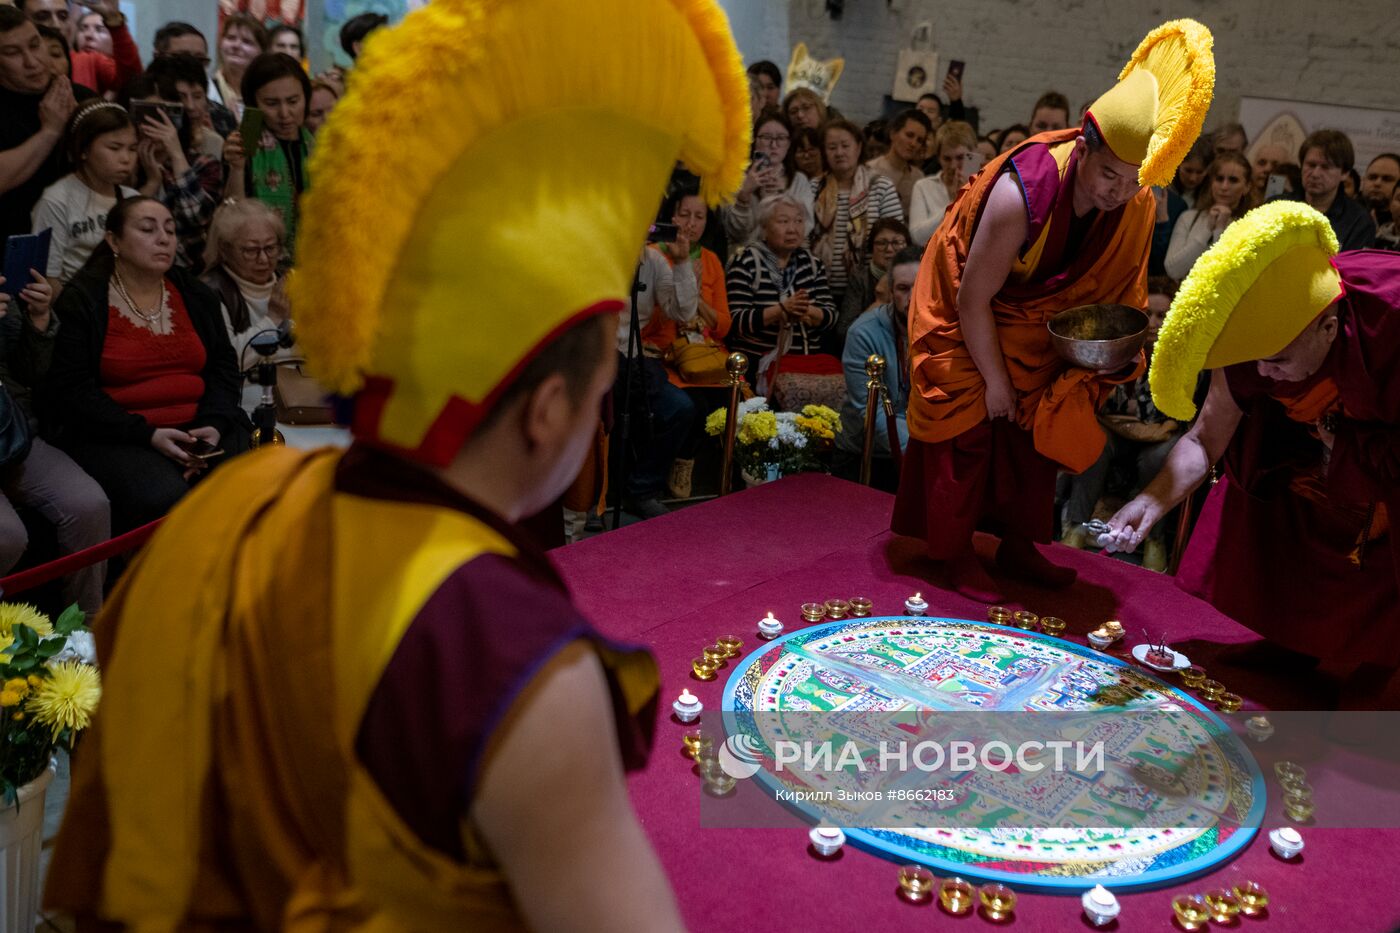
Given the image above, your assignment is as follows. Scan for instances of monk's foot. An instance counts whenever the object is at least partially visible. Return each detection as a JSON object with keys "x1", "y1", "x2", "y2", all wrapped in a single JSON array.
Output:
[
  {"x1": 942, "y1": 550, "x2": 1003, "y2": 603},
  {"x1": 995, "y1": 535, "x2": 1078, "y2": 589}
]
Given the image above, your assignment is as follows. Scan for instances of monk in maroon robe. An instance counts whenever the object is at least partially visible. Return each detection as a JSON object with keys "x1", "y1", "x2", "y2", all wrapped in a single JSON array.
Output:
[{"x1": 1107, "y1": 205, "x2": 1399, "y2": 693}]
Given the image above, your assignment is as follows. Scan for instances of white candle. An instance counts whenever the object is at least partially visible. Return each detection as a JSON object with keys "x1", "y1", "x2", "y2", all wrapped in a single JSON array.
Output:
[
  {"x1": 904, "y1": 592, "x2": 928, "y2": 616},
  {"x1": 1269, "y1": 827, "x2": 1304, "y2": 858},
  {"x1": 758, "y1": 612, "x2": 784, "y2": 639},
  {"x1": 1081, "y1": 884, "x2": 1120, "y2": 926},
  {"x1": 672, "y1": 689, "x2": 703, "y2": 723},
  {"x1": 809, "y1": 825, "x2": 846, "y2": 856}
]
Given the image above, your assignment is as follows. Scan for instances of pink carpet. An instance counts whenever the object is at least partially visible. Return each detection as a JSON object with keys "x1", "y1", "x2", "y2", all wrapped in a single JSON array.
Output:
[{"x1": 552, "y1": 473, "x2": 1398, "y2": 931}]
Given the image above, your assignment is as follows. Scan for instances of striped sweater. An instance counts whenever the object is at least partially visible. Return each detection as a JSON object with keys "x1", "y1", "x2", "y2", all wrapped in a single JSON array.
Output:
[{"x1": 724, "y1": 245, "x2": 836, "y2": 357}]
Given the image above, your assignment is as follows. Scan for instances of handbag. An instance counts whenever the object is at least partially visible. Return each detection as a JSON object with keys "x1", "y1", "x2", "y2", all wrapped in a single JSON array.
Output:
[
  {"x1": 664, "y1": 336, "x2": 730, "y2": 385},
  {"x1": 891, "y1": 22, "x2": 939, "y2": 103},
  {"x1": 273, "y1": 363, "x2": 334, "y2": 425},
  {"x1": 0, "y1": 385, "x2": 33, "y2": 470}
]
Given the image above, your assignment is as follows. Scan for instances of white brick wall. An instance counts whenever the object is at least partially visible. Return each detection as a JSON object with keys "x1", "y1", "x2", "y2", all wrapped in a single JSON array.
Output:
[{"x1": 720, "y1": 0, "x2": 1400, "y2": 138}]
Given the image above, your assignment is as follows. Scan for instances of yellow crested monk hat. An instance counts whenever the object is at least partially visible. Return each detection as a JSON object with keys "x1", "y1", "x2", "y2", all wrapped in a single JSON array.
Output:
[
  {"x1": 1150, "y1": 201, "x2": 1344, "y2": 419},
  {"x1": 1084, "y1": 19, "x2": 1215, "y2": 187},
  {"x1": 289, "y1": 0, "x2": 751, "y2": 465}
]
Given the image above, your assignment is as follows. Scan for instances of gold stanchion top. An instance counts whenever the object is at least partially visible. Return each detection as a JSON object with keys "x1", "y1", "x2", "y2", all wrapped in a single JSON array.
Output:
[{"x1": 865, "y1": 354, "x2": 886, "y2": 379}]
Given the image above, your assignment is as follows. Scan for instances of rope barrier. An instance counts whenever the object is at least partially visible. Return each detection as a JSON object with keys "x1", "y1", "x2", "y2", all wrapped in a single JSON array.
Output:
[{"x1": 0, "y1": 519, "x2": 163, "y2": 597}]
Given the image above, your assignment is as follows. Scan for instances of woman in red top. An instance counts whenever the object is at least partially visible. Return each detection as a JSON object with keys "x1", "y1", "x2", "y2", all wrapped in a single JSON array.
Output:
[{"x1": 45, "y1": 197, "x2": 250, "y2": 532}]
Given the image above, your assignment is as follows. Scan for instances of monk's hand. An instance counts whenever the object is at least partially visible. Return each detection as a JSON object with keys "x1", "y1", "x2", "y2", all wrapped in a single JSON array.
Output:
[
  {"x1": 1100, "y1": 496, "x2": 1163, "y2": 553},
  {"x1": 984, "y1": 375, "x2": 1016, "y2": 421}
]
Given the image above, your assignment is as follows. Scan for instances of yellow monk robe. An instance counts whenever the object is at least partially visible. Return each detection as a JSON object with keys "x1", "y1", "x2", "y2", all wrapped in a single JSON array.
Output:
[{"x1": 45, "y1": 447, "x2": 658, "y2": 930}]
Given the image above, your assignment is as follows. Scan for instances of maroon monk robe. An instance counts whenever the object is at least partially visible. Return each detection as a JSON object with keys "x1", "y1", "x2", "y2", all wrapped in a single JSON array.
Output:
[{"x1": 1177, "y1": 251, "x2": 1400, "y2": 668}]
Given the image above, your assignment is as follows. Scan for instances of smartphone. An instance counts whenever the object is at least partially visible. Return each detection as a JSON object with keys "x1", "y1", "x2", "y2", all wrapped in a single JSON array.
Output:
[
  {"x1": 2, "y1": 229, "x2": 51, "y2": 298},
  {"x1": 1264, "y1": 173, "x2": 1288, "y2": 200},
  {"x1": 130, "y1": 100, "x2": 185, "y2": 131},
  {"x1": 753, "y1": 152, "x2": 771, "y2": 171},
  {"x1": 180, "y1": 437, "x2": 224, "y2": 460},
  {"x1": 239, "y1": 107, "x2": 266, "y2": 153},
  {"x1": 947, "y1": 60, "x2": 966, "y2": 82},
  {"x1": 647, "y1": 222, "x2": 679, "y2": 244}
]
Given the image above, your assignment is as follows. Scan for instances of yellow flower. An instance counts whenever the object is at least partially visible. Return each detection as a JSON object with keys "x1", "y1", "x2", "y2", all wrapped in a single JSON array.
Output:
[
  {"x1": 801, "y1": 404, "x2": 841, "y2": 428},
  {"x1": 704, "y1": 408, "x2": 728, "y2": 436},
  {"x1": 0, "y1": 602, "x2": 53, "y2": 639},
  {"x1": 738, "y1": 411, "x2": 777, "y2": 445},
  {"x1": 0, "y1": 690, "x2": 21, "y2": 708},
  {"x1": 27, "y1": 675, "x2": 41, "y2": 689},
  {"x1": 3, "y1": 678, "x2": 30, "y2": 698},
  {"x1": 25, "y1": 661, "x2": 101, "y2": 739},
  {"x1": 795, "y1": 416, "x2": 835, "y2": 441},
  {"x1": 11, "y1": 712, "x2": 22, "y2": 722}
]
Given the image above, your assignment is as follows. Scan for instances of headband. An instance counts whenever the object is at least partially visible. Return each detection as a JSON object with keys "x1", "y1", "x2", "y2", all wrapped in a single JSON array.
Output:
[{"x1": 69, "y1": 101, "x2": 129, "y2": 136}]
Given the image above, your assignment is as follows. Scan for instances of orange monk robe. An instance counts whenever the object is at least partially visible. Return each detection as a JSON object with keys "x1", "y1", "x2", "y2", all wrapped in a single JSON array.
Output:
[{"x1": 906, "y1": 127, "x2": 1154, "y2": 473}]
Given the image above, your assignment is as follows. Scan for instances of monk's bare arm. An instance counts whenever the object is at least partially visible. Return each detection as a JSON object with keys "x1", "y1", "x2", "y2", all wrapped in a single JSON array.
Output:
[
  {"x1": 473, "y1": 641, "x2": 684, "y2": 932},
  {"x1": 956, "y1": 173, "x2": 1030, "y2": 419},
  {"x1": 1103, "y1": 369, "x2": 1242, "y2": 552}
]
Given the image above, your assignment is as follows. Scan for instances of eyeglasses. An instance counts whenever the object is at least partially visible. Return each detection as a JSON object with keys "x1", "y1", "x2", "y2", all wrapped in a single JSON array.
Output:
[
  {"x1": 756, "y1": 134, "x2": 790, "y2": 145},
  {"x1": 872, "y1": 238, "x2": 906, "y2": 250},
  {"x1": 238, "y1": 244, "x2": 282, "y2": 261}
]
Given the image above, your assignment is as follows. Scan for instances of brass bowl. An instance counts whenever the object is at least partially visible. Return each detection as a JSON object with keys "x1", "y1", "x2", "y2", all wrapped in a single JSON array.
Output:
[{"x1": 1048, "y1": 304, "x2": 1149, "y2": 371}]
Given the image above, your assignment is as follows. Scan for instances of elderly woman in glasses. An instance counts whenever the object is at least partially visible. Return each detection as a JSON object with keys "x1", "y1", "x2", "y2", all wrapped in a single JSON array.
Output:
[{"x1": 200, "y1": 199, "x2": 294, "y2": 368}]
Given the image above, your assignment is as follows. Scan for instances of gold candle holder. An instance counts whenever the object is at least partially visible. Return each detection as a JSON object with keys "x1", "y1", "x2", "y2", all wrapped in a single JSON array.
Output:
[
  {"x1": 848, "y1": 597, "x2": 873, "y2": 617},
  {"x1": 824, "y1": 598, "x2": 851, "y2": 620},
  {"x1": 691, "y1": 657, "x2": 718, "y2": 681},
  {"x1": 1216, "y1": 692, "x2": 1242, "y2": 713},
  {"x1": 702, "y1": 644, "x2": 729, "y2": 667},
  {"x1": 1172, "y1": 894, "x2": 1210, "y2": 931},
  {"x1": 987, "y1": 606, "x2": 1013, "y2": 624},
  {"x1": 1199, "y1": 679, "x2": 1225, "y2": 702},
  {"x1": 1284, "y1": 794, "x2": 1316, "y2": 822},
  {"x1": 1233, "y1": 881, "x2": 1269, "y2": 916},
  {"x1": 1204, "y1": 889, "x2": 1241, "y2": 923},
  {"x1": 698, "y1": 756, "x2": 736, "y2": 795},
  {"x1": 716, "y1": 634, "x2": 743, "y2": 658},
  {"x1": 1274, "y1": 760, "x2": 1307, "y2": 783},
  {"x1": 938, "y1": 877, "x2": 974, "y2": 915},
  {"x1": 801, "y1": 602, "x2": 827, "y2": 623},
  {"x1": 897, "y1": 864, "x2": 935, "y2": 902},
  {"x1": 978, "y1": 883, "x2": 1016, "y2": 921},
  {"x1": 1179, "y1": 665, "x2": 1207, "y2": 688},
  {"x1": 1279, "y1": 776, "x2": 1312, "y2": 797},
  {"x1": 1101, "y1": 619, "x2": 1124, "y2": 637},
  {"x1": 1039, "y1": 616, "x2": 1066, "y2": 636},
  {"x1": 681, "y1": 730, "x2": 713, "y2": 760},
  {"x1": 1011, "y1": 610, "x2": 1039, "y2": 630}
]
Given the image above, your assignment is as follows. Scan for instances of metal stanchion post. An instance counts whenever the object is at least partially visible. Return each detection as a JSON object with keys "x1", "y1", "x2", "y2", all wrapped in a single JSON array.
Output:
[
  {"x1": 719, "y1": 353, "x2": 748, "y2": 496},
  {"x1": 860, "y1": 354, "x2": 886, "y2": 487}
]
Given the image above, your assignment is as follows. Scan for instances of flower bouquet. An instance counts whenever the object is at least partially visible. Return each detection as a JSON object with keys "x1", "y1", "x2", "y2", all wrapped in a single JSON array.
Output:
[
  {"x1": 705, "y1": 397, "x2": 841, "y2": 482},
  {"x1": 1, "y1": 602, "x2": 100, "y2": 805}
]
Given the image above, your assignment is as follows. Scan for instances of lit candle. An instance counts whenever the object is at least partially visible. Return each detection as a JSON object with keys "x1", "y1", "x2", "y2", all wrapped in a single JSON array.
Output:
[
  {"x1": 757, "y1": 612, "x2": 784, "y2": 639},
  {"x1": 1081, "y1": 884, "x2": 1120, "y2": 926},
  {"x1": 672, "y1": 689, "x2": 703, "y2": 723},
  {"x1": 904, "y1": 592, "x2": 928, "y2": 616},
  {"x1": 1245, "y1": 715, "x2": 1274, "y2": 742}
]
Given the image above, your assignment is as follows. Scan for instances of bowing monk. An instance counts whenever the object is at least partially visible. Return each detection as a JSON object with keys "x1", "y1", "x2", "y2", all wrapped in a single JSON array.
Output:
[
  {"x1": 1105, "y1": 202, "x2": 1400, "y2": 693},
  {"x1": 893, "y1": 20, "x2": 1216, "y2": 598},
  {"x1": 44, "y1": 0, "x2": 751, "y2": 928}
]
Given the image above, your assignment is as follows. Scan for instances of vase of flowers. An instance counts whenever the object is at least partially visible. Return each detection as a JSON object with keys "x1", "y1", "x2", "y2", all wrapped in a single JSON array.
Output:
[
  {"x1": 0, "y1": 603, "x2": 100, "y2": 924},
  {"x1": 705, "y1": 397, "x2": 841, "y2": 485}
]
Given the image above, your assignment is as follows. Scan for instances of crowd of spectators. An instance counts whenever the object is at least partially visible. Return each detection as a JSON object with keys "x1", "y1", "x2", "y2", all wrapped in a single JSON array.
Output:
[{"x1": 2, "y1": 7, "x2": 1397, "y2": 600}]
